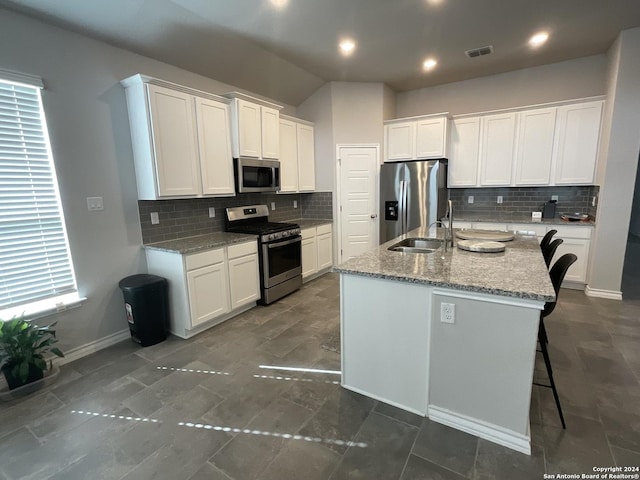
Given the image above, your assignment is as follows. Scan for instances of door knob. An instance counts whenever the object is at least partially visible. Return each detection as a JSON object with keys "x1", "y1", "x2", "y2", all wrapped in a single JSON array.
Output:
[{"x1": 370, "y1": 214, "x2": 378, "y2": 219}]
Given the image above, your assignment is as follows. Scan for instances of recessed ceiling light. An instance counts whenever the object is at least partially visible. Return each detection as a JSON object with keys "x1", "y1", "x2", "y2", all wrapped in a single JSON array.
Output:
[
  {"x1": 269, "y1": 0, "x2": 288, "y2": 8},
  {"x1": 423, "y1": 58, "x2": 438, "y2": 71},
  {"x1": 339, "y1": 39, "x2": 356, "y2": 56},
  {"x1": 529, "y1": 31, "x2": 549, "y2": 48},
  {"x1": 425, "y1": 0, "x2": 444, "y2": 6}
]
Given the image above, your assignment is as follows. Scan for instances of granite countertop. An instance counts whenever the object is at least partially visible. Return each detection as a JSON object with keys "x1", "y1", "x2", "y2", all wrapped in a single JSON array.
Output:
[
  {"x1": 143, "y1": 232, "x2": 257, "y2": 254},
  {"x1": 455, "y1": 214, "x2": 595, "y2": 226},
  {"x1": 293, "y1": 219, "x2": 333, "y2": 229},
  {"x1": 334, "y1": 227, "x2": 555, "y2": 302}
]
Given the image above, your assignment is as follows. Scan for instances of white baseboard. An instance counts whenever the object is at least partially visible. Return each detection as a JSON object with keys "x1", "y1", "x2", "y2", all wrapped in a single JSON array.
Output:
[
  {"x1": 585, "y1": 286, "x2": 623, "y2": 300},
  {"x1": 53, "y1": 329, "x2": 131, "y2": 367},
  {"x1": 427, "y1": 405, "x2": 531, "y2": 456}
]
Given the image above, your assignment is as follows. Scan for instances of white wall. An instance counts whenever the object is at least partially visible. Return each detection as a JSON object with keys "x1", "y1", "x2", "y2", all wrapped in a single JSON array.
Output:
[
  {"x1": 396, "y1": 55, "x2": 608, "y2": 117},
  {"x1": 331, "y1": 82, "x2": 385, "y2": 146},
  {"x1": 297, "y1": 82, "x2": 334, "y2": 192},
  {"x1": 0, "y1": 8, "x2": 296, "y2": 353},
  {"x1": 383, "y1": 84, "x2": 396, "y2": 121},
  {"x1": 588, "y1": 28, "x2": 640, "y2": 296}
]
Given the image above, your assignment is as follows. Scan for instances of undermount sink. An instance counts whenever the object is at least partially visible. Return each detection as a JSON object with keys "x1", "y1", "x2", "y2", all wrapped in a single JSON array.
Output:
[{"x1": 388, "y1": 238, "x2": 443, "y2": 254}]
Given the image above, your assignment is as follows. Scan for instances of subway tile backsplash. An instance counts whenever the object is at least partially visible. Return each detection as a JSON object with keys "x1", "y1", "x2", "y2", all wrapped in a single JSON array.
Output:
[
  {"x1": 449, "y1": 186, "x2": 599, "y2": 219},
  {"x1": 139, "y1": 192, "x2": 333, "y2": 244}
]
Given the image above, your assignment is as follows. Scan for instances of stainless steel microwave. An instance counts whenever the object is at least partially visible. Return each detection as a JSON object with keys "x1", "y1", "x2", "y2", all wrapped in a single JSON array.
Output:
[{"x1": 235, "y1": 157, "x2": 281, "y2": 193}]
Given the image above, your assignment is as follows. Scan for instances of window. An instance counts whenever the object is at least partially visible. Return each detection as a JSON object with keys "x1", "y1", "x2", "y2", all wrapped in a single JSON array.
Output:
[{"x1": 0, "y1": 70, "x2": 79, "y2": 318}]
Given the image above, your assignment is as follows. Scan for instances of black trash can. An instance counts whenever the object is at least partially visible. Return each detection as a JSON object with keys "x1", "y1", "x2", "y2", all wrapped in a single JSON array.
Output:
[{"x1": 118, "y1": 274, "x2": 168, "y2": 347}]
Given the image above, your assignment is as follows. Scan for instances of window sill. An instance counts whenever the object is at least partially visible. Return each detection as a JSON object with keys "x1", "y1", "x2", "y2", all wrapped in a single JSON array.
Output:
[{"x1": 0, "y1": 293, "x2": 87, "y2": 322}]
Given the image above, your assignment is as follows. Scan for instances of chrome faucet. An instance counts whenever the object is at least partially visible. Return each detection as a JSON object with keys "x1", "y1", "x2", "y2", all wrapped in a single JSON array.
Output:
[
  {"x1": 428, "y1": 200, "x2": 454, "y2": 252},
  {"x1": 446, "y1": 199, "x2": 454, "y2": 248}
]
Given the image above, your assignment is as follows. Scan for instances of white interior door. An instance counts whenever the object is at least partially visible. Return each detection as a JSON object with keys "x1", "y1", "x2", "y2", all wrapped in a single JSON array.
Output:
[{"x1": 338, "y1": 145, "x2": 379, "y2": 262}]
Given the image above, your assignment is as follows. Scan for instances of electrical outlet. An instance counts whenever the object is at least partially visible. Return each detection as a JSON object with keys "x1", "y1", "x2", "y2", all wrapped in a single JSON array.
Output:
[
  {"x1": 293, "y1": 200, "x2": 298, "y2": 209},
  {"x1": 592, "y1": 196, "x2": 597, "y2": 207},
  {"x1": 86, "y1": 196, "x2": 103, "y2": 211},
  {"x1": 441, "y1": 303, "x2": 455, "y2": 324},
  {"x1": 551, "y1": 195, "x2": 559, "y2": 201},
  {"x1": 271, "y1": 202, "x2": 276, "y2": 210},
  {"x1": 497, "y1": 196, "x2": 503, "y2": 204},
  {"x1": 468, "y1": 196, "x2": 474, "y2": 204},
  {"x1": 150, "y1": 212, "x2": 159, "y2": 225},
  {"x1": 208, "y1": 207, "x2": 216, "y2": 218}
]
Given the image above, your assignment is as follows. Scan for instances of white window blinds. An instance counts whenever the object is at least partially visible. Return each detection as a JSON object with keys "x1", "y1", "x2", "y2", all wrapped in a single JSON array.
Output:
[{"x1": 0, "y1": 77, "x2": 77, "y2": 310}]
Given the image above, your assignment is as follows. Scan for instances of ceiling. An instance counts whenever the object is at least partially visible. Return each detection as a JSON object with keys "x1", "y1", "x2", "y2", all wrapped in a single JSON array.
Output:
[{"x1": 2, "y1": 0, "x2": 640, "y2": 106}]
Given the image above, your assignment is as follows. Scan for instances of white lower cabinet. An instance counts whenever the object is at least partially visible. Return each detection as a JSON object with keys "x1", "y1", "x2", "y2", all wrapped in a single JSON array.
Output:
[
  {"x1": 145, "y1": 240, "x2": 259, "y2": 338},
  {"x1": 301, "y1": 224, "x2": 333, "y2": 280}
]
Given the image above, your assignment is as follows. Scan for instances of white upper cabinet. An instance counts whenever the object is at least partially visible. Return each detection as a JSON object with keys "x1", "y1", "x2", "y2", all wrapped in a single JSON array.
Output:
[
  {"x1": 278, "y1": 115, "x2": 316, "y2": 193},
  {"x1": 146, "y1": 84, "x2": 201, "y2": 197},
  {"x1": 448, "y1": 97, "x2": 604, "y2": 188},
  {"x1": 385, "y1": 121, "x2": 415, "y2": 161},
  {"x1": 449, "y1": 117, "x2": 480, "y2": 187},
  {"x1": 235, "y1": 99, "x2": 262, "y2": 158},
  {"x1": 384, "y1": 114, "x2": 449, "y2": 162},
  {"x1": 553, "y1": 101, "x2": 603, "y2": 185},
  {"x1": 261, "y1": 106, "x2": 280, "y2": 159},
  {"x1": 514, "y1": 107, "x2": 557, "y2": 186},
  {"x1": 195, "y1": 97, "x2": 235, "y2": 196},
  {"x1": 415, "y1": 116, "x2": 448, "y2": 159},
  {"x1": 297, "y1": 123, "x2": 316, "y2": 192},
  {"x1": 278, "y1": 118, "x2": 298, "y2": 193},
  {"x1": 479, "y1": 112, "x2": 516, "y2": 186},
  {"x1": 227, "y1": 93, "x2": 282, "y2": 160},
  {"x1": 121, "y1": 75, "x2": 234, "y2": 200}
]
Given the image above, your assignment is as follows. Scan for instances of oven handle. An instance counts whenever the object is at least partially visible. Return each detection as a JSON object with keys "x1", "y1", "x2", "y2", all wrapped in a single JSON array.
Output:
[{"x1": 265, "y1": 236, "x2": 302, "y2": 248}]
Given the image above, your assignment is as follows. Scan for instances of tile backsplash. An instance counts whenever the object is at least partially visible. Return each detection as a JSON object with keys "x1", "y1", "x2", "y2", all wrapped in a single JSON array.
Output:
[
  {"x1": 139, "y1": 192, "x2": 333, "y2": 244},
  {"x1": 449, "y1": 186, "x2": 599, "y2": 219}
]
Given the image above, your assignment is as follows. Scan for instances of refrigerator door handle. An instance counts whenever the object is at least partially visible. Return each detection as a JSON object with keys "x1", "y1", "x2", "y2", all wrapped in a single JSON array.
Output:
[{"x1": 400, "y1": 180, "x2": 407, "y2": 234}]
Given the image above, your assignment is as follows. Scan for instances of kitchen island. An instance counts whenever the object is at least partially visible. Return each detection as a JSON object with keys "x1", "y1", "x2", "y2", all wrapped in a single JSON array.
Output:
[{"x1": 334, "y1": 226, "x2": 555, "y2": 455}]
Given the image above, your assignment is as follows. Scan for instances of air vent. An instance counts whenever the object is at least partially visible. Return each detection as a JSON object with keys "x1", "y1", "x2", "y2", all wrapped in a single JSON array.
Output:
[{"x1": 465, "y1": 45, "x2": 494, "y2": 58}]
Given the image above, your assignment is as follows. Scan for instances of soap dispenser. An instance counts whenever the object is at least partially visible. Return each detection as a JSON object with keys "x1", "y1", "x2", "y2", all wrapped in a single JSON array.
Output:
[{"x1": 542, "y1": 200, "x2": 557, "y2": 219}]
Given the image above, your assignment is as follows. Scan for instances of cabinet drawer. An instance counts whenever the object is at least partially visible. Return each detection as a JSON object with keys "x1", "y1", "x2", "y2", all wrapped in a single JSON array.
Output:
[
  {"x1": 554, "y1": 225, "x2": 592, "y2": 239},
  {"x1": 316, "y1": 223, "x2": 332, "y2": 235},
  {"x1": 301, "y1": 227, "x2": 316, "y2": 240},
  {"x1": 186, "y1": 248, "x2": 225, "y2": 271},
  {"x1": 509, "y1": 223, "x2": 547, "y2": 237},
  {"x1": 227, "y1": 241, "x2": 258, "y2": 260}
]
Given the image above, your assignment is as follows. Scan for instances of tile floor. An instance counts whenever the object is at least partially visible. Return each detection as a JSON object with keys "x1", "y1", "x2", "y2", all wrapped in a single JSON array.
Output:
[{"x1": 1, "y1": 273, "x2": 639, "y2": 479}]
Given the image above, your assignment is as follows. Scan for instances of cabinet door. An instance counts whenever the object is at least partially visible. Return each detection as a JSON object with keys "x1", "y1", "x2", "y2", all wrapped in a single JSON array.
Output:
[
  {"x1": 236, "y1": 99, "x2": 262, "y2": 158},
  {"x1": 415, "y1": 117, "x2": 447, "y2": 159},
  {"x1": 297, "y1": 123, "x2": 316, "y2": 192},
  {"x1": 514, "y1": 108, "x2": 556, "y2": 186},
  {"x1": 449, "y1": 117, "x2": 480, "y2": 187},
  {"x1": 186, "y1": 262, "x2": 230, "y2": 327},
  {"x1": 301, "y1": 236, "x2": 317, "y2": 278},
  {"x1": 317, "y1": 232, "x2": 333, "y2": 270},
  {"x1": 479, "y1": 113, "x2": 516, "y2": 186},
  {"x1": 261, "y1": 106, "x2": 280, "y2": 159},
  {"x1": 228, "y1": 254, "x2": 260, "y2": 309},
  {"x1": 385, "y1": 122, "x2": 415, "y2": 161},
  {"x1": 278, "y1": 118, "x2": 298, "y2": 193},
  {"x1": 195, "y1": 97, "x2": 234, "y2": 196},
  {"x1": 551, "y1": 238, "x2": 589, "y2": 283},
  {"x1": 147, "y1": 84, "x2": 200, "y2": 197},
  {"x1": 553, "y1": 101, "x2": 603, "y2": 185}
]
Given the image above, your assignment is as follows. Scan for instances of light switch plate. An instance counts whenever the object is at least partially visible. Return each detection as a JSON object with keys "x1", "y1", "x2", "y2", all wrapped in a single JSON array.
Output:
[
  {"x1": 497, "y1": 196, "x2": 503, "y2": 204},
  {"x1": 86, "y1": 196, "x2": 103, "y2": 211},
  {"x1": 271, "y1": 202, "x2": 276, "y2": 210},
  {"x1": 208, "y1": 207, "x2": 216, "y2": 218},
  {"x1": 293, "y1": 200, "x2": 298, "y2": 209},
  {"x1": 150, "y1": 212, "x2": 159, "y2": 225},
  {"x1": 468, "y1": 196, "x2": 474, "y2": 204},
  {"x1": 551, "y1": 195, "x2": 559, "y2": 201}
]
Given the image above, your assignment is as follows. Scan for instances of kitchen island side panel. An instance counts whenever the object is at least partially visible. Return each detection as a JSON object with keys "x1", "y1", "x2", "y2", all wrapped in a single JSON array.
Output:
[
  {"x1": 340, "y1": 274, "x2": 431, "y2": 415},
  {"x1": 428, "y1": 291, "x2": 542, "y2": 437}
]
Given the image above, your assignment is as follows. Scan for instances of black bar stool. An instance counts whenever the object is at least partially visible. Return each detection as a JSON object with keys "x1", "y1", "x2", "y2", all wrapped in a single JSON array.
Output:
[
  {"x1": 543, "y1": 238, "x2": 563, "y2": 268},
  {"x1": 540, "y1": 229, "x2": 557, "y2": 252},
  {"x1": 534, "y1": 253, "x2": 577, "y2": 429}
]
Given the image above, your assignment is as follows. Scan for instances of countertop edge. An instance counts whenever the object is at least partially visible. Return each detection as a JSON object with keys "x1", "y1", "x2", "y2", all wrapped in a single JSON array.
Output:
[{"x1": 143, "y1": 233, "x2": 258, "y2": 254}]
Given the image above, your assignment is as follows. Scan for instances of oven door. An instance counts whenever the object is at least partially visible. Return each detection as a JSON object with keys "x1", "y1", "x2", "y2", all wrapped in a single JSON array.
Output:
[
  {"x1": 236, "y1": 157, "x2": 281, "y2": 193},
  {"x1": 262, "y1": 235, "x2": 302, "y2": 288}
]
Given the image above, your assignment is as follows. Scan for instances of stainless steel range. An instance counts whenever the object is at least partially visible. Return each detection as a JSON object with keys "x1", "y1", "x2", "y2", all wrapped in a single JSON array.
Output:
[{"x1": 225, "y1": 205, "x2": 302, "y2": 305}]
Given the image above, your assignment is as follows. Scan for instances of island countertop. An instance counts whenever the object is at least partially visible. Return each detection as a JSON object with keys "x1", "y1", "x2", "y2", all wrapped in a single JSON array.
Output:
[{"x1": 334, "y1": 226, "x2": 555, "y2": 302}]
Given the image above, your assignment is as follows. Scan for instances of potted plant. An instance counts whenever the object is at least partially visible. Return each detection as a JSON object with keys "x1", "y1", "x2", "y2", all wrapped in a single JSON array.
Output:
[{"x1": 0, "y1": 316, "x2": 64, "y2": 390}]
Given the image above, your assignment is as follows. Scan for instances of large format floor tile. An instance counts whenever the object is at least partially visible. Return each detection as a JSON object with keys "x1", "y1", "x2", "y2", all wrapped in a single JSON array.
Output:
[{"x1": 1, "y1": 272, "x2": 639, "y2": 479}]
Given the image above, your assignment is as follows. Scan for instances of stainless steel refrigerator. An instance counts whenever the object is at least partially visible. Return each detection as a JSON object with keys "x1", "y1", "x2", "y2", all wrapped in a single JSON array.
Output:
[{"x1": 379, "y1": 159, "x2": 448, "y2": 243}]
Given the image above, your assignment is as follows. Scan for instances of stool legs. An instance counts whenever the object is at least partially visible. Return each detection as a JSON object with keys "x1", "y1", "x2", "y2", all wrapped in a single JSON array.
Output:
[{"x1": 537, "y1": 326, "x2": 566, "y2": 429}]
